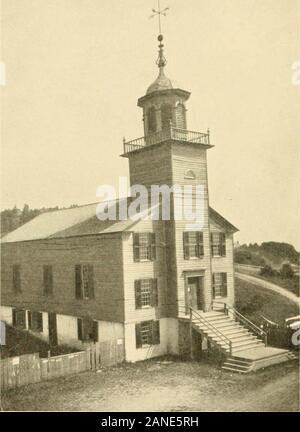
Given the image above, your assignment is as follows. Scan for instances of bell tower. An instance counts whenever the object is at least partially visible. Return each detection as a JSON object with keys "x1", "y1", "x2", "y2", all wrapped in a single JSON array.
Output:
[
  {"x1": 122, "y1": 30, "x2": 214, "y2": 313},
  {"x1": 138, "y1": 35, "x2": 190, "y2": 137}
]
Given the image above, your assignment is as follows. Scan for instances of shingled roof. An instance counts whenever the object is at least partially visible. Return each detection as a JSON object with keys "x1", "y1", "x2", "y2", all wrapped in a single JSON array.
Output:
[{"x1": 1, "y1": 200, "x2": 238, "y2": 243}]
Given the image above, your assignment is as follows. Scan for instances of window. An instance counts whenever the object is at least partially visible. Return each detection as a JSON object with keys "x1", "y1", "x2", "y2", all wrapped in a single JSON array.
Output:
[
  {"x1": 133, "y1": 233, "x2": 156, "y2": 262},
  {"x1": 135, "y1": 279, "x2": 158, "y2": 309},
  {"x1": 135, "y1": 320, "x2": 160, "y2": 348},
  {"x1": 77, "y1": 318, "x2": 98, "y2": 343},
  {"x1": 161, "y1": 103, "x2": 173, "y2": 130},
  {"x1": 213, "y1": 273, "x2": 227, "y2": 298},
  {"x1": 211, "y1": 232, "x2": 226, "y2": 257},
  {"x1": 28, "y1": 311, "x2": 43, "y2": 332},
  {"x1": 147, "y1": 106, "x2": 157, "y2": 134},
  {"x1": 43, "y1": 265, "x2": 53, "y2": 295},
  {"x1": 12, "y1": 309, "x2": 26, "y2": 329},
  {"x1": 75, "y1": 264, "x2": 95, "y2": 300},
  {"x1": 12, "y1": 265, "x2": 21, "y2": 293},
  {"x1": 183, "y1": 232, "x2": 204, "y2": 259}
]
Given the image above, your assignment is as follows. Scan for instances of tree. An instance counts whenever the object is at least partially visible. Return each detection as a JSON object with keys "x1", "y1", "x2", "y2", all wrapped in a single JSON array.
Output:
[{"x1": 280, "y1": 263, "x2": 294, "y2": 279}]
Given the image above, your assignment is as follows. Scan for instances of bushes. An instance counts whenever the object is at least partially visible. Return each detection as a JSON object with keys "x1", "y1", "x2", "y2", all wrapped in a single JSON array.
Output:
[
  {"x1": 280, "y1": 263, "x2": 294, "y2": 279},
  {"x1": 260, "y1": 265, "x2": 277, "y2": 277}
]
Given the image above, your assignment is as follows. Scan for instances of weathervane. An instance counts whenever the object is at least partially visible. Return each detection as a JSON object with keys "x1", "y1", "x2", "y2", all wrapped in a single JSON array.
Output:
[
  {"x1": 149, "y1": 1, "x2": 169, "y2": 69},
  {"x1": 149, "y1": 0, "x2": 169, "y2": 36}
]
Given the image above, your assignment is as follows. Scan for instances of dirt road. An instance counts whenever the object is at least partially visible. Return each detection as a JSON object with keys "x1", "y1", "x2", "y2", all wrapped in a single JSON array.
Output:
[
  {"x1": 236, "y1": 272, "x2": 300, "y2": 306},
  {"x1": 2, "y1": 358, "x2": 298, "y2": 412}
]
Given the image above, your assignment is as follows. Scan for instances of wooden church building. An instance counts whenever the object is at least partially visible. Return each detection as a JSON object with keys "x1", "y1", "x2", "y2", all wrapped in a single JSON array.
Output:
[{"x1": 1, "y1": 33, "x2": 243, "y2": 364}]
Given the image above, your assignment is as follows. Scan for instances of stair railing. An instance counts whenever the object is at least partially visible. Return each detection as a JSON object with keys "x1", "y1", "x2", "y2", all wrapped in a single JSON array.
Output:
[
  {"x1": 212, "y1": 301, "x2": 268, "y2": 346},
  {"x1": 179, "y1": 306, "x2": 233, "y2": 355}
]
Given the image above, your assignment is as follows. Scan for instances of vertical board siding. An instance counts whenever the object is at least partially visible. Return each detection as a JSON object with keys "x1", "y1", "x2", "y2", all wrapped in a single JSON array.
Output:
[{"x1": 1, "y1": 234, "x2": 124, "y2": 322}]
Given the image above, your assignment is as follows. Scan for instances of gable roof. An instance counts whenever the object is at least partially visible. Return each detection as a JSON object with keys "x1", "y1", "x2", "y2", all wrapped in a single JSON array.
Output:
[{"x1": 1, "y1": 199, "x2": 238, "y2": 244}]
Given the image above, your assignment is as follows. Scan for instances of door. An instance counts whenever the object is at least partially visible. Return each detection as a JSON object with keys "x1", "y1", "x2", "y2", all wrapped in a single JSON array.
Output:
[
  {"x1": 48, "y1": 313, "x2": 58, "y2": 346},
  {"x1": 186, "y1": 276, "x2": 203, "y2": 311}
]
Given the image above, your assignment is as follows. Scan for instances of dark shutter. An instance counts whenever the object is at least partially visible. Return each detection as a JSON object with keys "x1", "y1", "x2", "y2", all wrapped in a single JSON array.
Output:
[
  {"x1": 197, "y1": 232, "x2": 204, "y2": 257},
  {"x1": 135, "y1": 280, "x2": 142, "y2": 309},
  {"x1": 88, "y1": 265, "x2": 95, "y2": 299},
  {"x1": 183, "y1": 232, "x2": 190, "y2": 260},
  {"x1": 12, "y1": 309, "x2": 16, "y2": 327},
  {"x1": 43, "y1": 265, "x2": 53, "y2": 295},
  {"x1": 150, "y1": 233, "x2": 156, "y2": 260},
  {"x1": 27, "y1": 311, "x2": 32, "y2": 330},
  {"x1": 135, "y1": 323, "x2": 142, "y2": 348},
  {"x1": 13, "y1": 265, "x2": 21, "y2": 292},
  {"x1": 210, "y1": 233, "x2": 214, "y2": 255},
  {"x1": 220, "y1": 233, "x2": 226, "y2": 256},
  {"x1": 212, "y1": 274, "x2": 215, "y2": 298},
  {"x1": 15, "y1": 310, "x2": 26, "y2": 329},
  {"x1": 151, "y1": 279, "x2": 158, "y2": 307},
  {"x1": 75, "y1": 265, "x2": 82, "y2": 299},
  {"x1": 92, "y1": 321, "x2": 98, "y2": 342},
  {"x1": 222, "y1": 273, "x2": 228, "y2": 297},
  {"x1": 133, "y1": 233, "x2": 140, "y2": 262},
  {"x1": 77, "y1": 318, "x2": 83, "y2": 341},
  {"x1": 152, "y1": 320, "x2": 160, "y2": 345},
  {"x1": 38, "y1": 312, "x2": 43, "y2": 332}
]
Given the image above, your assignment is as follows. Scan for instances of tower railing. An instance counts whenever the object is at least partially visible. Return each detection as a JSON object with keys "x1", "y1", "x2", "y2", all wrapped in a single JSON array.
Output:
[{"x1": 122, "y1": 126, "x2": 210, "y2": 155}]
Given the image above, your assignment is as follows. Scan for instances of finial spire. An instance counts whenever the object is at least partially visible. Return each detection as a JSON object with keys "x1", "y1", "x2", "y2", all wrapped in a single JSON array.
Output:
[{"x1": 149, "y1": 1, "x2": 169, "y2": 70}]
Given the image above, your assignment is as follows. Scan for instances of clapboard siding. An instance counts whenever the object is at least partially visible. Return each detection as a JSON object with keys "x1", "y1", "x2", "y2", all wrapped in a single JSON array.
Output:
[
  {"x1": 1, "y1": 234, "x2": 125, "y2": 322},
  {"x1": 122, "y1": 219, "x2": 169, "y2": 323},
  {"x1": 170, "y1": 143, "x2": 212, "y2": 312}
]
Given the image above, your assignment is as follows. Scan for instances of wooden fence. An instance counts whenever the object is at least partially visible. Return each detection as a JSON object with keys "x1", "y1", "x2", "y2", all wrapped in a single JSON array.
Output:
[{"x1": 1, "y1": 338, "x2": 125, "y2": 390}]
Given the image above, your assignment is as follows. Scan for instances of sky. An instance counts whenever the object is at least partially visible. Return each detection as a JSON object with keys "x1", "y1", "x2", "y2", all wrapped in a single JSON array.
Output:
[{"x1": 1, "y1": 0, "x2": 300, "y2": 249}]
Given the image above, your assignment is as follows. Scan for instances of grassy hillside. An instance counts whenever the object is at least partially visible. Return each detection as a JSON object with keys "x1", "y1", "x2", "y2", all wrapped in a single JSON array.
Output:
[{"x1": 235, "y1": 277, "x2": 299, "y2": 327}]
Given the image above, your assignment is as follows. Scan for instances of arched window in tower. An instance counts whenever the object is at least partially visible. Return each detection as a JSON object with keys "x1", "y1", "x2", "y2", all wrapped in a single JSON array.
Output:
[
  {"x1": 175, "y1": 103, "x2": 186, "y2": 129},
  {"x1": 161, "y1": 104, "x2": 173, "y2": 130},
  {"x1": 147, "y1": 107, "x2": 157, "y2": 135}
]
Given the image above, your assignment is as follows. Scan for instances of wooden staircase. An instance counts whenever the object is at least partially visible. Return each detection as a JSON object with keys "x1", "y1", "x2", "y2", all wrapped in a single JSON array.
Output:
[
  {"x1": 187, "y1": 304, "x2": 293, "y2": 373},
  {"x1": 191, "y1": 310, "x2": 265, "y2": 356}
]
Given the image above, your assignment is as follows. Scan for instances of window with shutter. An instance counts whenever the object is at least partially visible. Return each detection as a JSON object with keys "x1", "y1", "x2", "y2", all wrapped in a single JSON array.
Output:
[
  {"x1": 211, "y1": 232, "x2": 226, "y2": 257},
  {"x1": 13, "y1": 309, "x2": 26, "y2": 329},
  {"x1": 133, "y1": 232, "x2": 156, "y2": 262},
  {"x1": 135, "y1": 279, "x2": 158, "y2": 308},
  {"x1": 135, "y1": 320, "x2": 160, "y2": 347},
  {"x1": 75, "y1": 264, "x2": 94, "y2": 300},
  {"x1": 12, "y1": 265, "x2": 21, "y2": 293},
  {"x1": 212, "y1": 273, "x2": 228, "y2": 298},
  {"x1": 183, "y1": 231, "x2": 204, "y2": 259}
]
